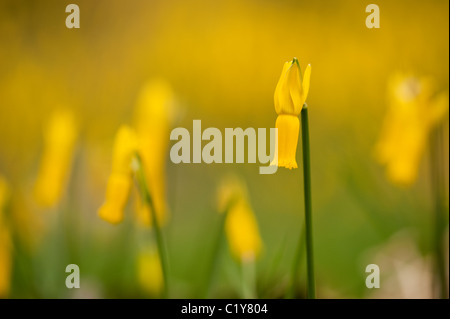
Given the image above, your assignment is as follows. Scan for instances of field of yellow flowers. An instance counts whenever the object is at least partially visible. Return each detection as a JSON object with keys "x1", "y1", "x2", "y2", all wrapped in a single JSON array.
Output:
[{"x1": 0, "y1": 0, "x2": 448, "y2": 299}]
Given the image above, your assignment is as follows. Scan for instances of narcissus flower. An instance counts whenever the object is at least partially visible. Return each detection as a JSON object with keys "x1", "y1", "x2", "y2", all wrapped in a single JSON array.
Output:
[
  {"x1": 375, "y1": 74, "x2": 449, "y2": 185},
  {"x1": 99, "y1": 80, "x2": 175, "y2": 226},
  {"x1": 137, "y1": 244, "x2": 164, "y2": 297},
  {"x1": 225, "y1": 198, "x2": 262, "y2": 263},
  {"x1": 133, "y1": 80, "x2": 175, "y2": 227},
  {"x1": 0, "y1": 175, "x2": 12, "y2": 298},
  {"x1": 218, "y1": 177, "x2": 262, "y2": 263},
  {"x1": 98, "y1": 125, "x2": 138, "y2": 224},
  {"x1": 272, "y1": 58, "x2": 311, "y2": 169},
  {"x1": 33, "y1": 109, "x2": 77, "y2": 207}
]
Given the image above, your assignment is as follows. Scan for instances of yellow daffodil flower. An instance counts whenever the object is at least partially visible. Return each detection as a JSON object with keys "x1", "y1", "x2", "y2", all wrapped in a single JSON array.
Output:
[
  {"x1": 225, "y1": 198, "x2": 262, "y2": 263},
  {"x1": 137, "y1": 244, "x2": 164, "y2": 297},
  {"x1": 0, "y1": 176, "x2": 12, "y2": 298},
  {"x1": 218, "y1": 176, "x2": 262, "y2": 263},
  {"x1": 33, "y1": 109, "x2": 77, "y2": 207},
  {"x1": 98, "y1": 125, "x2": 138, "y2": 224},
  {"x1": 375, "y1": 74, "x2": 449, "y2": 185},
  {"x1": 273, "y1": 58, "x2": 311, "y2": 169},
  {"x1": 133, "y1": 80, "x2": 174, "y2": 227},
  {"x1": 99, "y1": 80, "x2": 174, "y2": 230}
]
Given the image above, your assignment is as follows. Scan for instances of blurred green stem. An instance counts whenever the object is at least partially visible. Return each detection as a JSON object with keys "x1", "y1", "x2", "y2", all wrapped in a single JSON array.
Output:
[
  {"x1": 134, "y1": 153, "x2": 169, "y2": 298},
  {"x1": 287, "y1": 223, "x2": 305, "y2": 298},
  {"x1": 242, "y1": 256, "x2": 256, "y2": 299},
  {"x1": 202, "y1": 210, "x2": 227, "y2": 298},
  {"x1": 430, "y1": 125, "x2": 448, "y2": 299},
  {"x1": 301, "y1": 105, "x2": 316, "y2": 299}
]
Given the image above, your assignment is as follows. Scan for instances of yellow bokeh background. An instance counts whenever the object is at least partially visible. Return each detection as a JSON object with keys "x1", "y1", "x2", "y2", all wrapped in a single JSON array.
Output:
[{"x1": 0, "y1": 0, "x2": 448, "y2": 298}]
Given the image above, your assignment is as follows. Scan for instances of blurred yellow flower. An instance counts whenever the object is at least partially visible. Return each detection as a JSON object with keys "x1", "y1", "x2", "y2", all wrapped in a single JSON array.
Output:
[
  {"x1": 0, "y1": 175, "x2": 12, "y2": 298},
  {"x1": 216, "y1": 175, "x2": 245, "y2": 214},
  {"x1": 0, "y1": 176, "x2": 9, "y2": 210},
  {"x1": 218, "y1": 176, "x2": 262, "y2": 263},
  {"x1": 272, "y1": 58, "x2": 311, "y2": 169},
  {"x1": 375, "y1": 74, "x2": 449, "y2": 185},
  {"x1": 137, "y1": 244, "x2": 164, "y2": 297},
  {"x1": 98, "y1": 125, "x2": 138, "y2": 224},
  {"x1": 99, "y1": 80, "x2": 175, "y2": 226},
  {"x1": 225, "y1": 198, "x2": 262, "y2": 263},
  {"x1": 133, "y1": 80, "x2": 174, "y2": 227},
  {"x1": 33, "y1": 109, "x2": 78, "y2": 208}
]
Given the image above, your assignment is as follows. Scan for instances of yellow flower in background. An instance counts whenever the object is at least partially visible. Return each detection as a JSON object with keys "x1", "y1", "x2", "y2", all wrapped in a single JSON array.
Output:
[
  {"x1": 99, "y1": 81, "x2": 175, "y2": 227},
  {"x1": 137, "y1": 244, "x2": 164, "y2": 296},
  {"x1": 0, "y1": 176, "x2": 12, "y2": 298},
  {"x1": 0, "y1": 176, "x2": 9, "y2": 210},
  {"x1": 218, "y1": 176, "x2": 262, "y2": 263},
  {"x1": 225, "y1": 198, "x2": 262, "y2": 263},
  {"x1": 272, "y1": 58, "x2": 311, "y2": 169},
  {"x1": 375, "y1": 74, "x2": 449, "y2": 185},
  {"x1": 133, "y1": 80, "x2": 175, "y2": 227},
  {"x1": 216, "y1": 175, "x2": 246, "y2": 214},
  {"x1": 33, "y1": 109, "x2": 78, "y2": 208},
  {"x1": 98, "y1": 125, "x2": 138, "y2": 224}
]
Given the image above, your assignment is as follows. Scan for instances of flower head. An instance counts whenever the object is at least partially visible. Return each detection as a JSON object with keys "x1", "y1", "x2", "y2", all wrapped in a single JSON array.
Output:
[
  {"x1": 98, "y1": 125, "x2": 138, "y2": 224},
  {"x1": 272, "y1": 58, "x2": 311, "y2": 169},
  {"x1": 133, "y1": 80, "x2": 174, "y2": 227},
  {"x1": 33, "y1": 109, "x2": 77, "y2": 207},
  {"x1": 98, "y1": 80, "x2": 175, "y2": 227},
  {"x1": 274, "y1": 58, "x2": 311, "y2": 116},
  {"x1": 375, "y1": 74, "x2": 449, "y2": 185}
]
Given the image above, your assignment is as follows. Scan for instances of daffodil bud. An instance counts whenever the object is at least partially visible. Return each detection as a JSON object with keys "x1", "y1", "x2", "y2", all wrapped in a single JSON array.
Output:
[
  {"x1": 98, "y1": 125, "x2": 138, "y2": 224},
  {"x1": 273, "y1": 58, "x2": 311, "y2": 169}
]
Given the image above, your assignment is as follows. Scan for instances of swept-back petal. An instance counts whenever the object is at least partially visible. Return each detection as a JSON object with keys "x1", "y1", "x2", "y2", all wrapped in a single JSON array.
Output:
[{"x1": 302, "y1": 64, "x2": 312, "y2": 104}]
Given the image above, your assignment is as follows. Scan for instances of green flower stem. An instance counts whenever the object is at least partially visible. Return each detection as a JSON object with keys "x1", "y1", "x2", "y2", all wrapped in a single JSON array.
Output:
[
  {"x1": 202, "y1": 210, "x2": 227, "y2": 298},
  {"x1": 134, "y1": 153, "x2": 169, "y2": 298},
  {"x1": 242, "y1": 256, "x2": 256, "y2": 299},
  {"x1": 287, "y1": 223, "x2": 306, "y2": 299},
  {"x1": 301, "y1": 105, "x2": 316, "y2": 299},
  {"x1": 430, "y1": 126, "x2": 448, "y2": 299}
]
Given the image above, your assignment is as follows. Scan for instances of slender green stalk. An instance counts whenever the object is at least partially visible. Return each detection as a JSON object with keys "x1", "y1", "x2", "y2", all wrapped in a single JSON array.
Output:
[
  {"x1": 301, "y1": 105, "x2": 316, "y2": 299},
  {"x1": 430, "y1": 126, "x2": 448, "y2": 299},
  {"x1": 202, "y1": 210, "x2": 227, "y2": 298},
  {"x1": 287, "y1": 223, "x2": 306, "y2": 299},
  {"x1": 242, "y1": 256, "x2": 256, "y2": 299},
  {"x1": 133, "y1": 153, "x2": 169, "y2": 298}
]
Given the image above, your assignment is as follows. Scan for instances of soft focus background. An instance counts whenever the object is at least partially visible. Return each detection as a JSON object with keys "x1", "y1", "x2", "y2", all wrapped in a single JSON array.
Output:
[{"x1": 0, "y1": 0, "x2": 448, "y2": 298}]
